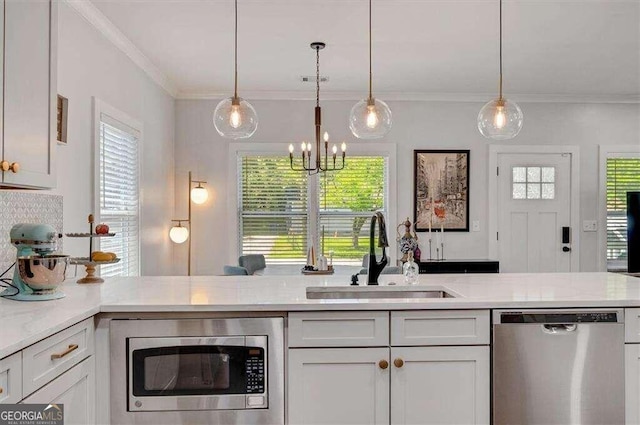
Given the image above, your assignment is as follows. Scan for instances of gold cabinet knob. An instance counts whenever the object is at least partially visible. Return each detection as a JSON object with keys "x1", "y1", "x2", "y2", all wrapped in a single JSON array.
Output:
[
  {"x1": 394, "y1": 358, "x2": 404, "y2": 368},
  {"x1": 0, "y1": 161, "x2": 19, "y2": 173},
  {"x1": 379, "y1": 359, "x2": 389, "y2": 370}
]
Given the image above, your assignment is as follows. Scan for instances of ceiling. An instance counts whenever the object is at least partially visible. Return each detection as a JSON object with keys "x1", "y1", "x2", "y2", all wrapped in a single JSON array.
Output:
[{"x1": 89, "y1": 0, "x2": 640, "y2": 100}]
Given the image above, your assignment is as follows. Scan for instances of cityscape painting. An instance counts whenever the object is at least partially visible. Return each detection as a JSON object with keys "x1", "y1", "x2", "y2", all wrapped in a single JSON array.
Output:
[{"x1": 414, "y1": 150, "x2": 470, "y2": 231}]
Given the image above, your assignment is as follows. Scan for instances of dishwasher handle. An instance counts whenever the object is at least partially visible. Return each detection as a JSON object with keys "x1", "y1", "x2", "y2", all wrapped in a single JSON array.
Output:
[{"x1": 542, "y1": 324, "x2": 577, "y2": 334}]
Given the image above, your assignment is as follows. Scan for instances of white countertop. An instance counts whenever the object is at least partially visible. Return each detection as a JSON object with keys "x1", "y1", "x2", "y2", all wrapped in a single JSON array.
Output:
[{"x1": 2, "y1": 272, "x2": 640, "y2": 358}]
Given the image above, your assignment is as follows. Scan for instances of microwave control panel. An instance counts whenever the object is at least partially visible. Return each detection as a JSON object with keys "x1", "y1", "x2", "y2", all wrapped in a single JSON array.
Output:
[{"x1": 245, "y1": 348, "x2": 265, "y2": 393}]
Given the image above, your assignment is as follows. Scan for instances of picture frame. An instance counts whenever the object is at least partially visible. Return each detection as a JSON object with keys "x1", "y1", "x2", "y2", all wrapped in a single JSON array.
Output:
[{"x1": 414, "y1": 149, "x2": 470, "y2": 232}]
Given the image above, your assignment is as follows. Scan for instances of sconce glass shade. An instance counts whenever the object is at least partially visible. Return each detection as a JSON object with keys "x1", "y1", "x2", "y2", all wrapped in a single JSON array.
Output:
[
  {"x1": 169, "y1": 225, "x2": 189, "y2": 244},
  {"x1": 190, "y1": 186, "x2": 208, "y2": 204},
  {"x1": 213, "y1": 97, "x2": 258, "y2": 139},
  {"x1": 349, "y1": 98, "x2": 392, "y2": 139},
  {"x1": 477, "y1": 98, "x2": 523, "y2": 140}
]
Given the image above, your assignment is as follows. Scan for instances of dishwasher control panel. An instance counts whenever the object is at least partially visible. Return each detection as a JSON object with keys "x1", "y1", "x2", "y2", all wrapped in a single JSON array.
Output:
[{"x1": 500, "y1": 311, "x2": 619, "y2": 323}]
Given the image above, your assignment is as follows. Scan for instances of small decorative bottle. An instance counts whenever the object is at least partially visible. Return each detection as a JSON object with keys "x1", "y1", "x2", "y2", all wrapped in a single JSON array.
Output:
[
  {"x1": 403, "y1": 250, "x2": 419, "y2": 285},
  {"x1": 414, "y1": 245, "x2": 421, "y2": 262}
]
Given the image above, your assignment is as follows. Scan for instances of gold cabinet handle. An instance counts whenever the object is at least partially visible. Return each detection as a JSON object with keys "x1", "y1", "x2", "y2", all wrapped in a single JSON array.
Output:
[
  {"x1": 0, "y1": 387, "x2": 3, "y2": 394},
  {"x1": 394, "y1": 358, "x2": 404, "y2": 368},
  {"x1": 51, "y1": 344, "x2": 79, "y2": 360},
  {"x1": 378, "y1": 359, "x2": 389, "y2": 370},
  {"x1": 0, "y1": 161, "x2": 19, "y2": 173}
]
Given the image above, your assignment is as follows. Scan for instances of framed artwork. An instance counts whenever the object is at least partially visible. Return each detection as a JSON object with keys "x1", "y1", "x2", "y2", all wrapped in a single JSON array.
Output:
[{"x1": 414, "y1": 150, "x2": 470, "y2": 232}]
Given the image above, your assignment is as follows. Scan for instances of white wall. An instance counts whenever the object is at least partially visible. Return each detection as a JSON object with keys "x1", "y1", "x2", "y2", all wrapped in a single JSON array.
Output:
[
  {"x1": 176, "y1": 98, "x2": 640, "y2": 275},
  {"x1": 51, "y1": 3, "x2": 175, "y2": 275}
]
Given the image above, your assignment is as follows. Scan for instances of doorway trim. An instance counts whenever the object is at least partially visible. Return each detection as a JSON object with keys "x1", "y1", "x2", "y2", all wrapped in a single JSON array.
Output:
[{"x1": 488, "y1": 145, "x2": 581, "y2": 272}]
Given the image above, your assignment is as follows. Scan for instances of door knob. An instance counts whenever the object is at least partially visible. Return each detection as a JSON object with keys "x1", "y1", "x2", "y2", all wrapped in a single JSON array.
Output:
[
  {"x1": 394, "y1": 358, "x2": 404, "y2": 368},
  {"x1": 378, "y1": 360, "x2": 389, "y2": 370},
  {"x1": 562, "y1": 246, "x2": 571, "y2": 252},
  {"x1": 0, "y1": 161, "x2": 19, "y2": 173}
]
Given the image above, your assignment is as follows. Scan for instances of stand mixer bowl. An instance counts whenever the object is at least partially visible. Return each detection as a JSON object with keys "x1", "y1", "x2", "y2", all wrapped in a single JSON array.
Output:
[{"x1": 17, "y1": 255, "x2": 70, "y2": 292}]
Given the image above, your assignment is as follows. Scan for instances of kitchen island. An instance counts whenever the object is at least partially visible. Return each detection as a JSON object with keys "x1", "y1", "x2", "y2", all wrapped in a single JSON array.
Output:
[{"x1": 1, "y1": 272, "x2": 640, "y2": 424}]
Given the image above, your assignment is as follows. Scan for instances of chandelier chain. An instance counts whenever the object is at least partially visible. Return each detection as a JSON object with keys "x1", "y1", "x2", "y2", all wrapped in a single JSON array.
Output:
[{"x1": 316, "y1": 46, "x2": 320, "y2": 107}]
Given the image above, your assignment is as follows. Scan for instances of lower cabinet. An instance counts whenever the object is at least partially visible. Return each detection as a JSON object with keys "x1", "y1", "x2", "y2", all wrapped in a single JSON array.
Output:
[
  {"x1": 288, "y1": 347, "x2": 390, "y2": 425},
  {"x1": 627, "y1": 344, "x2": 640, "y2": 424},
  {"x1": 390, "y1": 346, "x2": 490, "y2": 425},
  {"x1": 288, "y1": 346, "x2": 489, "y2": 425},
  {"x1": 22, "y1": 356, "x2": 95, "y2": 425}
]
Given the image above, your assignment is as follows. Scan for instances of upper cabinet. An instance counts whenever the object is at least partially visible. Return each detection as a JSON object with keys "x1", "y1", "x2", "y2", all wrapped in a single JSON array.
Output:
[{"x1": 0, "y1": 0, "x2": 57, "y2": 189}]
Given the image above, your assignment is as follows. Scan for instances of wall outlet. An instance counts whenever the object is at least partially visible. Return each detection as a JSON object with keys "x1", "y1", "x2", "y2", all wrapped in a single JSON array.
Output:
[
  {"x1": 582, "y1": 220, "x2": 597, "y2": 232},
  {"x1": 472, "y1": 220, "x2": 480, "y2": 232}
]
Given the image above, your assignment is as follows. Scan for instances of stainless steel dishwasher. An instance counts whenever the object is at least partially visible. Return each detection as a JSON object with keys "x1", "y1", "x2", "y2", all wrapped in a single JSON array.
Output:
[{"x1": 493, "y1": 309, "x2": 624, "y2": 425}]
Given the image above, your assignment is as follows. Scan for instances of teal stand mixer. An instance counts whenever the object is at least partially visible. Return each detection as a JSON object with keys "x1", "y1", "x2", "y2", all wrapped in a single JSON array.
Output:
[{"x1": 1, "y1": 224, "x2": 69, "y2": 301}]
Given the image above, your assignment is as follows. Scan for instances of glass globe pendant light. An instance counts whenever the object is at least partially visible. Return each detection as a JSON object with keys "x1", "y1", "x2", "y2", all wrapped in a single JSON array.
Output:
[
  {"x1": 213, "y1": 0, "x2": 257, "y2": 139},
  {"x1": 349, "y1": 0, "x2": 392, "y2": 139},
  {"x1": 477, "y1": 0, "x2": 523, "y2": 140}
]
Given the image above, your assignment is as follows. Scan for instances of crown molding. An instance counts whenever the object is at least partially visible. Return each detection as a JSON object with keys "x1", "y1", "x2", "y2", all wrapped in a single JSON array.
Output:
[
  {"x1": 176, "y1": 90, "x2": 640, "y2": 104},
  {"x1": 64, "y1": 0, "x2": 178, "y2": 97}
]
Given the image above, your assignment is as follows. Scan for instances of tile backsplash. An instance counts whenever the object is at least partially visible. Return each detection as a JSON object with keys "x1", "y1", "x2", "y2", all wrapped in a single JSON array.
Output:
[{"x1": 0, "y1": 192, "x2": 63, "y2": 273}]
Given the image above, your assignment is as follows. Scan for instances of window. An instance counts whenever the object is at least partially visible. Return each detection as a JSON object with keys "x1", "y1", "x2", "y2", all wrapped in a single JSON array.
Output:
[
  {"x1": 238, "y1": 155, "x2": 388, "y2": 265},
  {"x1": 606, "y1": 157, "x2": 640, "y2": 271},
  {"x1": 512, "y1": 166, "x2": 555, "y2": 200},
  {"x1": 96, "y1": 107, "x2": 141, "y2": 277}
]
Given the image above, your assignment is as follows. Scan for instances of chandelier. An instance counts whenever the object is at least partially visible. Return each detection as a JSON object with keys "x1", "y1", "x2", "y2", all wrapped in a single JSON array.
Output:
[{"x1": 289, "y1": 42, "x2": 346, "y2": 175}]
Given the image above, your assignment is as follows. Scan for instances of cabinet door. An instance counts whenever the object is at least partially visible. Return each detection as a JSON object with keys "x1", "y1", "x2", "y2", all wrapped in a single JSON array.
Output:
[
  {"x1": 2, "y1": 0, "x2": 57, "y2": 188},
  {"x1": 391, "y1": 346, "x2": 489, "y2": 425},
  {"x1": 22, "y1": 357, "x2": 95, "y2": 425},
  {"x1": 627, "y1": 344, "x2": 640, "y2": 424},
  {"x1": 288, "y1": 348, "x2": 390, "y2": 425}
]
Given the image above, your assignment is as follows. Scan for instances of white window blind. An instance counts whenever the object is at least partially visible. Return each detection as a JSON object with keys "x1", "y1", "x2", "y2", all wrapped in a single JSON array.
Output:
[
  {"x1": 238, "y1": 155, "x2": 387, "y2": 265},
  {"x1": 238, "y1": 156, "x2": 309, "y2": 263},
  {"x1": 319, "y1": 157, "x2": 387, "y2": 265},
  {"x1": 606, "y1": 157, "x2": 640, "y2": 271},
  {"x1": 98, "y1": 114, "x2": 140, "y2": 277}
]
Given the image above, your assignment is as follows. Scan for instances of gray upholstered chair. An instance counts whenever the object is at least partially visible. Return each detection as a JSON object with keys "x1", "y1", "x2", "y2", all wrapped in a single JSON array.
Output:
[
  {"x1": 223, "y1": 265, "x2": 249, "y2": 276},
  {"x1": 238, "y1": 254, "x2": 266, "y2": 275}
]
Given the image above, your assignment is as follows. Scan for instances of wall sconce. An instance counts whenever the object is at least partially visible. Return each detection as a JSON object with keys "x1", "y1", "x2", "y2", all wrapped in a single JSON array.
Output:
[{"x1": 170, "y1": 171, "x2": 207, "y2": 275}]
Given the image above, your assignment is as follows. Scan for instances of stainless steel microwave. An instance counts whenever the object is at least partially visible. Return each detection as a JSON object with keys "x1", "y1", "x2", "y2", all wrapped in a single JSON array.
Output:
[{"x1": 110, "y1": 318, "x2": 284, "y2": 425}]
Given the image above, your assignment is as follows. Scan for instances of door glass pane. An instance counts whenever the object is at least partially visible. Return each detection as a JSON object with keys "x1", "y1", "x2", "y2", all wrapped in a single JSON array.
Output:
[
  {"x1": 513, "y1": 167, "x2": 526, "y2": 182},
  {"x1": 542, "y1": 184, "x2": 555, "y2": 199},
  {"x1": 513, "y1": 183, "x2": 526, "y2": 199},
  {"x1": 527, "y1": 167, "x2": 541, "y2": 182},
  {"x1": 542, "y1": 167, "x2": 555, "y2": 182},
  {"x1": 527, "y1": 184, "x2": 541, "y2": 199}
]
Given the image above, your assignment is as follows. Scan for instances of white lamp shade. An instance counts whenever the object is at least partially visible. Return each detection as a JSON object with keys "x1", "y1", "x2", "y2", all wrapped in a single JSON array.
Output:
[
  {"x1": 169, "y1": 225, "x2": 189, "y2": 244},
  {"x1": 477, "y1": 98, "x2": 523, "y2": 140},
  {"x1": 190, "y1": 186, "x2": 209, "y2": 204},
  {"x1": 349, "y1": 98, "x2": 392, "y2": 139},
  {"x1": 213, "y1": 97, "x2": 258, "y2": 139}
]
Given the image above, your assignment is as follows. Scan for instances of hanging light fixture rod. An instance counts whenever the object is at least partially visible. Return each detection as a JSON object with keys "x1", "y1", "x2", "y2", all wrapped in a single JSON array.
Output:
[{"x1": 289, "y1": 42, "x2": 346, "y2": 175}]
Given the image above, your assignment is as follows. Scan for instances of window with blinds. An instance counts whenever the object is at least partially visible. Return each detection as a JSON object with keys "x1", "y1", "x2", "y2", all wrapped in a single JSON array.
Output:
[
  {"x1": 238, "y1": 155, "x2": 387, "y2": 265},
  {"x1": 98, "y1": 115, "x2": 140, "y2": 277},
  {"x1": 239, "y1": 156, "x2": 309, "y2": 263},
  {"x1": 319, "y1": 157, "x2": 387, "y2": 265},
  {"x1": 606, "y1": 157, "x2": 640, "y2": 271}
]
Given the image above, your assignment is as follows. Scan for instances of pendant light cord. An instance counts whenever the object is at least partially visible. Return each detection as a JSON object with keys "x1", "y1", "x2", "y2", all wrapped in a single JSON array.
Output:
[
  {"x1": 369, "y1": 0, "x2": 373, "y2": 100},
  {"x1": 498, "y1": 0, "x2": 503, "y2": 100},
  {"x1": 234, "y1": 0, "x2": 238, "y2": 99}
]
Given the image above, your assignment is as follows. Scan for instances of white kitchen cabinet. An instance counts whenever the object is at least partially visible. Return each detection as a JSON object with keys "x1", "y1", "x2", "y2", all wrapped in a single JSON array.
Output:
[
  {"x1": 390, "y1": 346, "x2": 490, "y2": 425},
  {"x1": 1, "y1": 0, "x2": 57, "y2": 189},
  {"x1": 627, "y1": 344, "x2": 640, "y2": 424},
  {"x1": 22, "y1": 357, "x2": 95, "y2": 425},
  {"x1": 288, "y1": 347, "x2": 390, "y2": 425}
]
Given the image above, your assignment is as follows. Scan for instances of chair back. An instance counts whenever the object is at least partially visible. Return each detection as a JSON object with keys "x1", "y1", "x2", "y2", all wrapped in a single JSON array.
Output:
[
  {"x1": 223, "y1": 265, "x2": 249, "y2": 276},
  {"x1": 238, "y1": 254, "x2": 267, "y2": 275}
]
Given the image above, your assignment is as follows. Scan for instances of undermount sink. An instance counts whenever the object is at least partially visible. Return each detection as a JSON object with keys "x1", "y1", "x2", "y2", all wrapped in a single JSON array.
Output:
[{"x1": 306, "y1": 286, "x2": 457, "y2": 300}]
